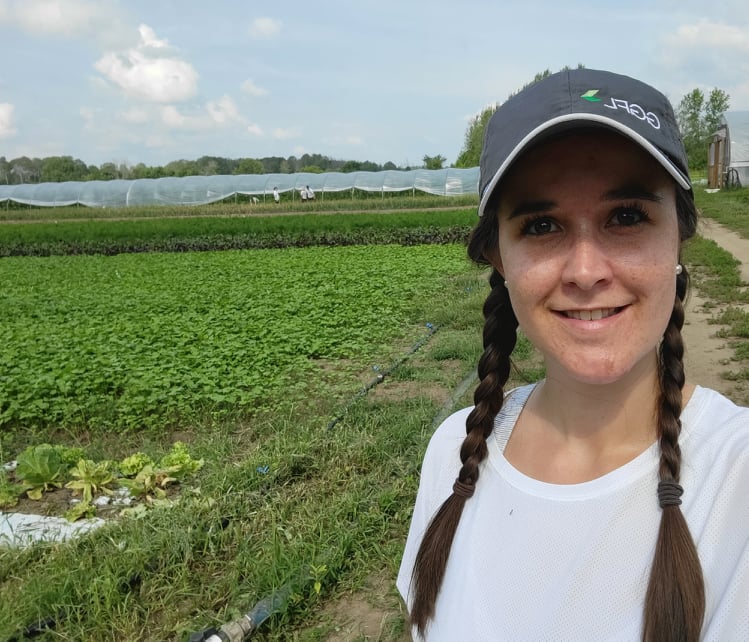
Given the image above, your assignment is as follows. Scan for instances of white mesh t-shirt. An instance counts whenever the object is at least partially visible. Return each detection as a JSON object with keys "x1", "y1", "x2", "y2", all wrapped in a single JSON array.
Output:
[{"x1": 397, "y1": 384, "x2": 749, "y2": 641}]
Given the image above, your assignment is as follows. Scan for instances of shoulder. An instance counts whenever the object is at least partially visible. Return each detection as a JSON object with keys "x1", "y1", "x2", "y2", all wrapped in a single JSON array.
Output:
[
  {"x1": 684, "y1": 386, "x2": 749, "y2": 450},
  {"x1": 682, "y1": 386, "x2": 749, "y2": 488}
]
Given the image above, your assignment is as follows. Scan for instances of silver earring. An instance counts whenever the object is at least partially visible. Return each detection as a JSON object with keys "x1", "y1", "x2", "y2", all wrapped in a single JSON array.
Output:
[
  {"x1": 675, "y1": 264, "x2": 683, "y2": 275},
  {"x1": 503, "y1": 280, "x2": 508, "y2": 288}
]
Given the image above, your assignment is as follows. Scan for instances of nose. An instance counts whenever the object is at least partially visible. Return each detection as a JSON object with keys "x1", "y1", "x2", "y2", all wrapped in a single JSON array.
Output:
[{"x1": 560, "y1": 234, "x2": 613, "y2": 290}]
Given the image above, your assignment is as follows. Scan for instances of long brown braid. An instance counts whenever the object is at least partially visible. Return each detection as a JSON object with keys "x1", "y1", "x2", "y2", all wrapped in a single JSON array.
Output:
[
  {"x1": 409, "y1": 264, "x2": 517, "y2": 634},
  {"x1": 409, "y1": 187, "x2": 705, "y2": 639},
  {"x1": 642, "y1": 189, "x2": 704, "y2": 642}
]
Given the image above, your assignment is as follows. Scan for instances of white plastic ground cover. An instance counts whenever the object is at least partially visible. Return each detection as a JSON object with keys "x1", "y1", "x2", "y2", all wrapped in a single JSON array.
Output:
[
  {"x1": 0, "y1": 511, "x2": 105, "y2": 547},
  {"x1": 0, "y1": 167, "x2": 481, "y2": 208}
]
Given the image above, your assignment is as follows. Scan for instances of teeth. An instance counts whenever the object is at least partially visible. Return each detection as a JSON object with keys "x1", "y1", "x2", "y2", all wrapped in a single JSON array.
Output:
[{"x1": 566, "y1": 308, "x2": 617, "y2": 321}]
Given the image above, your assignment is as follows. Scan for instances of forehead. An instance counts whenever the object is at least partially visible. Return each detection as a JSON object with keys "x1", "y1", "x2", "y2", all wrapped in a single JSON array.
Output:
[{"x1": 501, "y1": 129, "x2": 671, "y2": 193}]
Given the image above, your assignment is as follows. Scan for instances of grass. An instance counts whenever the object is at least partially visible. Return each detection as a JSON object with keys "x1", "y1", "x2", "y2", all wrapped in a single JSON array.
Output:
[
  {"x1": 1, "y1": 241, "x2": 545, "y2": 640},
  {"x1": 0, "y1": 188, "x2": 746, "y2": 640},
  {"x1": 688, "y1": 186, "x2": 749, "y2": 385},
  {"x1": 694, "y1": 186, "x2": 749, "y2": 236}
]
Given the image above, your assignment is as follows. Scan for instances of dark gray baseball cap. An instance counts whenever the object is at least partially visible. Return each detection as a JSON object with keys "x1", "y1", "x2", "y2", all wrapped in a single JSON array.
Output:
[{"x1": 478, "y1": 68, "x2": 691, "y2": 217}]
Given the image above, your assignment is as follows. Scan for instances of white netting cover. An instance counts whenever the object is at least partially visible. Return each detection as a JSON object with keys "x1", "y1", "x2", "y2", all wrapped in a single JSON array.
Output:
[{"x1": 0, "y1": 168, "x2": 480, "y2": 208}]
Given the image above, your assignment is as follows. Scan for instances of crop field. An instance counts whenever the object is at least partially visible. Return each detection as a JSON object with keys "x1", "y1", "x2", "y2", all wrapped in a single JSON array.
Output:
[
  {"x1": 0, "y1": 208, "x2": 474, "y2": 257},
  {"x1": 1, "y1": 189, "x2": 746, "y2": 641},
  {"x1": 0, "y1": 205, "x2": 502, "y2": 641},
  {"x1": 0, "y1": 243, "x2": 471, "y2": 435}
]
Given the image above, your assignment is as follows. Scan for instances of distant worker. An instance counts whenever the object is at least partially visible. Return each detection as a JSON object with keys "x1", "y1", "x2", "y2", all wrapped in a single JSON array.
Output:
[
  {"x1": 300, "y1": 186, "x2": 308, "y2": 202},
  {"x1": 273, "y1": 187, "x2": 280, "y2": 204},
  {"x1": 251, "y1": 196, "x2": 259, "y2": 205},
  {"x1": 306, "y1": 185, "x2": 315, "y2": 201}
]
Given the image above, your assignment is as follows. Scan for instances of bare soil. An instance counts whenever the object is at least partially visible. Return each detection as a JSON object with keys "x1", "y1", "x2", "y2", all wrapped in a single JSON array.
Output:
[{"x1": 682, "y1": 218, "x2": 749, "y2": 404}]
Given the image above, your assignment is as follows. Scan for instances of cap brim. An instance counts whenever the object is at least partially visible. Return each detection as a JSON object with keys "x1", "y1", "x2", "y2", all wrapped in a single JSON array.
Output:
[{"x1": 477, "y1": 113, "x2": 692, "y2": 217}]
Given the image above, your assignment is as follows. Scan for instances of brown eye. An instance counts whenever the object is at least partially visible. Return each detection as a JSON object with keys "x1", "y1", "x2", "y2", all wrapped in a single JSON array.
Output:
[
  {"x1": 522, "y1": 217, "x2": 559, "y2": 236},
  {"x1": 611, "y1": 205, "x2": 649, "y2": 227}
]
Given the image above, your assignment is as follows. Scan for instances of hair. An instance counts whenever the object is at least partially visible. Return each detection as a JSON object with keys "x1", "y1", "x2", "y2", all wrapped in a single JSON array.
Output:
[{"x1": 409, "y1": 185, "x2": 704, "y2": 641}]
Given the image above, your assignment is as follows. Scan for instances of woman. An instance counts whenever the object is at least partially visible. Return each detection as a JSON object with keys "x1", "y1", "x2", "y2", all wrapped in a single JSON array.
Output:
[{"x1": 397, "y1": 68, "x2": 749, "y2": 641}]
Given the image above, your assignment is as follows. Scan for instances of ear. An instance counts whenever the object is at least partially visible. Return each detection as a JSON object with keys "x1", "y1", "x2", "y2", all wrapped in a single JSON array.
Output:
[{"x1": 484, "y1": 244, "x2": 503, "y2": 276}]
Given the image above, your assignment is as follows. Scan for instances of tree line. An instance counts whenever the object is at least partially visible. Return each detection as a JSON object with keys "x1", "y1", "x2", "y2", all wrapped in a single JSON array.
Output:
[
  {"x1": 0, "y1": 153, "x2": 405, "y2": 186},
  {"x1": 2, "y1": 69, "x2": 728, "y2": 186}
]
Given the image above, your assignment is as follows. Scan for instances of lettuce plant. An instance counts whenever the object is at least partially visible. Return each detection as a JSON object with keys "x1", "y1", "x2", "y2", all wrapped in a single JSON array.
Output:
[
  {"x1": 65, "y1": 459, "x2": 115, "y2": 503},
  {"x1": 158, "y1": 442, "x2": 204, "y2": 480},
  {"x1": 118, "y1": 452, "x2": 155, "y2": 477},
  {"x1": 15, "y1": 444, "x2": 67, "y2": 500}
]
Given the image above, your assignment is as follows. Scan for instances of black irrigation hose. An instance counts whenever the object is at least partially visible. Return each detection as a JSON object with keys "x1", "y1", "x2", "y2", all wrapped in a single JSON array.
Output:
[
  {"x1": 7, "y1": 609, "x2": 66, "y2": 641},
  {"x1": 326, "y1": 323, "x2": 440, "y2": 430}
]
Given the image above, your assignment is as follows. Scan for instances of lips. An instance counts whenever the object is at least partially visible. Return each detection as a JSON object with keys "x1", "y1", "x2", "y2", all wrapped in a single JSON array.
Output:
[{"x1": 563, "y1": 307, "x2": 621, "y2": 321}]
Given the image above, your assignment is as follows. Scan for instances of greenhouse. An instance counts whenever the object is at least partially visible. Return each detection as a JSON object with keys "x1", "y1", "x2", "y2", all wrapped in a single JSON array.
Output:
[
  {"x1": 708, "y1": 111, "x2": 749, "y2": 188},
  {"x1": 0, "y1": 167, "x2": 480, "y2": 208}
]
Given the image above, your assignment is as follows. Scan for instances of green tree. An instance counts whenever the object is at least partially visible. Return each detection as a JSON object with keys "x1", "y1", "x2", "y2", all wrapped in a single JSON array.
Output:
[
  {"x1": 10, "y1": 156, "x2": 41, "y2": 183},
  {"x1": 423, "y1": 154, "x2": 446, "y2": 170},
  {"x1": 676, "y1": 87, "x2": 730, "y2": 170},
  {"x1": 0, "y1": 156, "x2": 11, "y2": 184},
  {"x1": 234, "y1": 158, "x2": 264, "y2": 174},
  {"x1": 454, "y1": 105, "x2": 497, "y2": 168},
  {"x1": 359, "y1": 160, "x2": 381, "y2": 172},
  {"x1": 455, "y1": 64, "x2": 585, "y2": 168}
]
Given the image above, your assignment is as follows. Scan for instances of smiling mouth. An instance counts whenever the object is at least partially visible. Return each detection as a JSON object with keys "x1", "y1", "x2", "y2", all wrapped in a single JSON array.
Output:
[{"x1": 563, "y1": 307, "x2": 621, "y2": 321}]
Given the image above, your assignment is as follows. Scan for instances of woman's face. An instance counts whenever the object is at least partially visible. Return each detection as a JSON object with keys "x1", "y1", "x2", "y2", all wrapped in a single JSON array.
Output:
[{"x1": 493, "y1": 130, "x2": 681, "y2": 387}]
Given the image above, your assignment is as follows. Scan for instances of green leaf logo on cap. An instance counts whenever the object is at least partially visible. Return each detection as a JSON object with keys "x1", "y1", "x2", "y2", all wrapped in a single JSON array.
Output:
[{"x1": 581, "y1": 90, "x2": 602, "y2": 102}]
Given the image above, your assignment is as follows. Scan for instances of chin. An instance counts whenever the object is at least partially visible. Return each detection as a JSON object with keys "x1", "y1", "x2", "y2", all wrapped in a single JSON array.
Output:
[{"x1": 548, "y1": 354, "x2": 655, "y2": 388}]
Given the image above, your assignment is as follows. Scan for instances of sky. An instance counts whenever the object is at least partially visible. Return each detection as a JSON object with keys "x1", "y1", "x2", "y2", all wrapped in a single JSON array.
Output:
[{"x1": 1, "y1": 0, "x2": 748, "y2": 169}]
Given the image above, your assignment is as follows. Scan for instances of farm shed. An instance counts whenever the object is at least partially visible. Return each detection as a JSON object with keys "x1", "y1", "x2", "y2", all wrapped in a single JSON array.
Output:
[
  {"x1": 708, "y1": 111, "x2": 749, "y2": 188},
  {"x1": 0, "y1": 167, "x2": 480, "y2": 208}
]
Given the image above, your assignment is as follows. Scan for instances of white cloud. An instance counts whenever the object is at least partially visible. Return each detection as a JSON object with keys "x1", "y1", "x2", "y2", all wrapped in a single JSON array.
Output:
[
  {"x1": 0, "y1": 103, "x2": 17, "y2": 138},
  {"x1": 137, "y1": 24, "x2": 168, "y2": 49},
  {"x1": 79, "y1": 106, "x2": 95, "y2": 130},
  {"x1": 206, "y1": 95, "x2": 241, "y2": 124},
  {"x1": 249, "y1": 17, "x2": 281, "y2": 39},
  {"x1": 323, "y1": 130, "x2": 365, "y2": 146},
  {"x1": 94, "y1": 24, "x2": 198, "y2": 102},
  {"x1": 664, "y1": 19, "x2": 749, "y2": 52},
  {"x1": 119, "y1": 107, "x2": 150, "y2": 124},
  {"x1": 160, "y1": 96, "x2": 243, "y2": 130},
  {"x1": 0, "y1": 0, "x2": 115, "y2": 36},
  {"x1": 247, "y1": 123, "x2": 263, "y2": 136},
  {"x1": 658, "y1": 18, "x2": 749, "y2": 108},
  {"x1": 241, "y1": 79, "x2": 269, "y2": 97},
  {"x1": 293, "y1": 145, "x2": 306, "y2": 156},
  {"x1": 272, "y1": 127, "x2": 297, "y2": 139}
]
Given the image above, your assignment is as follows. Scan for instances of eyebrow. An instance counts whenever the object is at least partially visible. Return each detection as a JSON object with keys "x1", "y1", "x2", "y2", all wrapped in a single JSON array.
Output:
[
  {"x1": 602, "y1": 185, "x2": 664, "y2": 203},
  {"x1": 507, "y1": 200, "x2": 556, "y2": 219},
  {"x1": 507, "y1": 184, "x2": 663, "y2": 219}
]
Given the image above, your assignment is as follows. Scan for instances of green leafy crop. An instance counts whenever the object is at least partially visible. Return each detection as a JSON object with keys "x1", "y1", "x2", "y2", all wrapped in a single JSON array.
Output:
[
  {"x1": 118, "y1": 452, "x2": 155, "y2": 477},
  {"x1": 65, "y1": 459, "x2": 115, "y2": 503},
  {"x1": 15, "y1": 444, "x2": 68, "y2": 500},
  {"x1": 157, "y1": 442, "x2": 203, "y2": 480}
]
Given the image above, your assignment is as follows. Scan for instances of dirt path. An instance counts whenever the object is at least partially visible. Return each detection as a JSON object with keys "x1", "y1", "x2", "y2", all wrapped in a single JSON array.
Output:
[{"x1": 682, "y1": 218, "x2": 749, "y2": 402}]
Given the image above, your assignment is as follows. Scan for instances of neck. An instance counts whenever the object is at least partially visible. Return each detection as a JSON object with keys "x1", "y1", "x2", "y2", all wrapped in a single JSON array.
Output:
[
  {"x1": 505, "y1": 352, "x2": 681, "y2": 483},
  {"x1": 537, "y1": 355, "x2": 661, "y2": 445}
]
